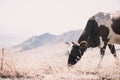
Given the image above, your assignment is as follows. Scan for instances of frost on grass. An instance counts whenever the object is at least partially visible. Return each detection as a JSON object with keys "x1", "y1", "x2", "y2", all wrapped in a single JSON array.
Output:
[{"x1": 0, "y1": 43, "x2": 120, "y2": 80}]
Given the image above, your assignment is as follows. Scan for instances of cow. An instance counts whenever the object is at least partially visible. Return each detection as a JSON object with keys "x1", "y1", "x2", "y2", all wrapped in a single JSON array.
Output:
[{"x1": 68, "y1": 11, "x2": 120, "y2": 66}]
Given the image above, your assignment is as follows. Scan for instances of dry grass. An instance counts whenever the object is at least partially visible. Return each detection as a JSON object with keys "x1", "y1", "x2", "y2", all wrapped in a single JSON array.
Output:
[{"x1": 0, "y1": 43, "x2": 120, "y2": 80}]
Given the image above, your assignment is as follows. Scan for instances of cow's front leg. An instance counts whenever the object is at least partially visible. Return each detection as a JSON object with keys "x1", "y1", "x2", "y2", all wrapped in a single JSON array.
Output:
[
  {"x1": 99, "y1": 37, "x2": 108, "y2": 59},
  {"x1": 98, "y1": 44, "x2": 107, "y2": 67},
  {"x1": 100, "y1": 44, "x2": 107, "y2": 59}
]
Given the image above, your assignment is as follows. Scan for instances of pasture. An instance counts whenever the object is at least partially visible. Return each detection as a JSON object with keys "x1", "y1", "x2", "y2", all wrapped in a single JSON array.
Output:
[{"x1": 0, "y1": 42, "x2": 120, "y2": 80}]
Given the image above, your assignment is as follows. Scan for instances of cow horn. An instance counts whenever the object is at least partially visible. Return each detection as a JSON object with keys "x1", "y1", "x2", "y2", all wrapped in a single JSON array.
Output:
[
  {"x1": 72, "y1": 42, "x2": 75, "y2": 44},
  {"x1": 76, "y1": 43, "x2": 80, "y2": 46},
  {"x1": 71, "y1": 42, "x2": 80, "y2": 46}
]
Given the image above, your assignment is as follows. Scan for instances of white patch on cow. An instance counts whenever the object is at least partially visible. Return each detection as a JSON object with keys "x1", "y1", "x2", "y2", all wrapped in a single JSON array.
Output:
[
  {"x1": 75, "y1": 59, "x2": 78, "y2": 61},
  {"x1": 77, "y1": 56, "x2": 80, "y2": 59},
  {"x1": 108, "y1": 26, "x2": 120, "y2": 44},
  {"x1": 99, "y1": 36, "x2": 104, "y2": 48},
  {"x1": 93, "y1": 12, "x2": 113, "y2": 27}
]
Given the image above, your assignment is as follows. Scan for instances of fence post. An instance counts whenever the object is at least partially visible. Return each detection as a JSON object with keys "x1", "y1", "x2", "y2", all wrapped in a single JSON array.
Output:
[{"x1": 0, "y1": 48, "x2": 4, "y2": 71}]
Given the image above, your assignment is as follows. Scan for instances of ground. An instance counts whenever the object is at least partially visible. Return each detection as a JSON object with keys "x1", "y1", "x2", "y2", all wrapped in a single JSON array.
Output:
[{"x1": 0, "y1": 42, "x2": 120, "y2": 80}]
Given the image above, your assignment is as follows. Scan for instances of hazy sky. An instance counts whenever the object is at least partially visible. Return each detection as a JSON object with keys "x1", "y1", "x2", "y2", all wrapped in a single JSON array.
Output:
[{"x1": 0, "y1": 0, "x2": 120, "y2": 37}]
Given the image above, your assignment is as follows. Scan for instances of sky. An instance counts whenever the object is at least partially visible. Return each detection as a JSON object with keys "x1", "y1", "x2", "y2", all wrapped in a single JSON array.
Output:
[{"x1": 0, "y1": 0, "x2": 120, "y2": 39}]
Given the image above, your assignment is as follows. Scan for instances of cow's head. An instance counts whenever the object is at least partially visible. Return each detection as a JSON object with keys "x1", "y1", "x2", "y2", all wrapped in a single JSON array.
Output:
[{"x1": 68, "y1": 41, "x2": 87, "y2": 66}]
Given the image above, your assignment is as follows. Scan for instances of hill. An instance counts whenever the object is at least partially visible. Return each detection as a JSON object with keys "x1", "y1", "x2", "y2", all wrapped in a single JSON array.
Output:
[{"x1": 14, "y1": 29, "x2": 83, "y2": 51}]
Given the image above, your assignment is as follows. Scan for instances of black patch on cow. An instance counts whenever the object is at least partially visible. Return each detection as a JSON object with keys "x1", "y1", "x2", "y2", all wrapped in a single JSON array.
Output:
[
  {"x1": 78, "y1": 18, "x2": 100, "y2": 48},
  {"x1": 111, "y1": 18, "x2": 120, "y2": 35},
  {"x1": 99, "y1": 25, "x2": 110, "y2": 41}
]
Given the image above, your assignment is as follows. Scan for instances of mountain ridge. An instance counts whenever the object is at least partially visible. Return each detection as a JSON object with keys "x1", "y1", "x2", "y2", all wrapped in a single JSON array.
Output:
[{"x1": 14, "y1": 29, "x2": 83, "y2": 51}]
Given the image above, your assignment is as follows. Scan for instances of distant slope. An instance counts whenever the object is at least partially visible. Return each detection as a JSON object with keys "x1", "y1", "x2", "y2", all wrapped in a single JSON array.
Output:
[
  {"x1": 14, "y1": 29, "x2": 83, "y2": 51},
  {"x1": 58, "y1": 29, "x2": 82, "y2": 42}
]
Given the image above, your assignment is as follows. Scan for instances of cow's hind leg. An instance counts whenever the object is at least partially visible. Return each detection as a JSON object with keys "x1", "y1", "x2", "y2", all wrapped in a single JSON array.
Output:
[
  {"x1": 108, "y1": 44, "x2": 119, "y2": 66},
  {"x1": 108, "y1": 44, "x2": 117, "y2": 58}
]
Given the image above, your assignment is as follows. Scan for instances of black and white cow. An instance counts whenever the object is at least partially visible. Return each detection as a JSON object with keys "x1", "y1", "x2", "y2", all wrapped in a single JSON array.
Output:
[{"x1": 68, "y1": 12, "x2": 120, "y2": 66}]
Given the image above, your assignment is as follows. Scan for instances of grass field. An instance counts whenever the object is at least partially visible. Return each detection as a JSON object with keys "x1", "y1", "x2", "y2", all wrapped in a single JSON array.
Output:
[{"x1": 0, "y1": 43, "x2": 120, "y2": 80}]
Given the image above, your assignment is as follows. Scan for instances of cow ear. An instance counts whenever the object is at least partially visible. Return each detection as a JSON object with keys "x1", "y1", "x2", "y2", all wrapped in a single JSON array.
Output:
[{"x1": 80, "y1": 41, "x2": 87, "y2": 48}]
